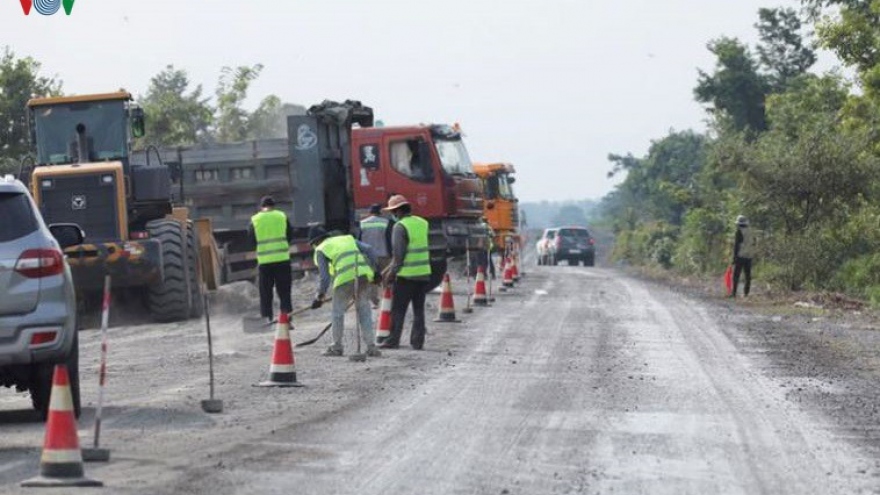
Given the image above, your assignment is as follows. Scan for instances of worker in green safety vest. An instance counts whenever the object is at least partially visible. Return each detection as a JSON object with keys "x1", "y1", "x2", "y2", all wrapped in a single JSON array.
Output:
[
  {"x1": 380, "y1": 194, "x2": 432, "y2": 350},
  {"x1": 308, "y1": 226, "x2": 381, "y2": 358},
  {"x1": 247, "y1": 196, "x2": 294, "y2": 323}
]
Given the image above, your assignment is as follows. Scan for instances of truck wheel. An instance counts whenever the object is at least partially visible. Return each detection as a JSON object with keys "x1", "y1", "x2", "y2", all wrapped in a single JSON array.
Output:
[
  {"x1": 186, "y1": 222, "x2": 204, "y2": 319},
  {"x1": 146, "y1": 219, "x2": 190, "y2": 322},
  {"x1": 584, "y1": 256, "x2": 595, "y2": 267}
]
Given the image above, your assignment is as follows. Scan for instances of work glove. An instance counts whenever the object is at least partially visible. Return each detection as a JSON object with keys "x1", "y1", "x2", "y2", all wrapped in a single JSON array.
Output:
[{"x1": 310, "y1": 295, "x2": 324, "y2": 310}]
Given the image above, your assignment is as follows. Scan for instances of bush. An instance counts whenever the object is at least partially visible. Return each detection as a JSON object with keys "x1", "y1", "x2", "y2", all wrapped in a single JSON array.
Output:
[
  {"x1": 611, "y1": 221, "x2": 678, "y2": 269},
  {"x1": 674, "y1": 207, "x2": 728, "y2": 274}
]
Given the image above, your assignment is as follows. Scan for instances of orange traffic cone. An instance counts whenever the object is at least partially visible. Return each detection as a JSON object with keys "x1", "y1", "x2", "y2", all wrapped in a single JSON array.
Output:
[
  {"x1": 502, "y1": 257, "x2": 515, "y2": 289},
  {"x1": 21, "y1": 365, "x2": 102, "y2": 488},
  {"x1": 473, "y1": 266, "x2": 490, "y2": 306},
  {"x1": 434, "y1": 273, "x2": 461, "y2": 322},
  {"x1": 254, "y1": 313, "x2": 303, "y2": 387},
  {"x1": 375, "y1": 286, "x2": 393, "y2": 342}
]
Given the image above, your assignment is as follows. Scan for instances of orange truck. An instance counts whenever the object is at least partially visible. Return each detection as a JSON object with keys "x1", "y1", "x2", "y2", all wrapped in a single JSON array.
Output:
[{"x1": 473, "y1": 162, "x2": 521, "y2": 251}]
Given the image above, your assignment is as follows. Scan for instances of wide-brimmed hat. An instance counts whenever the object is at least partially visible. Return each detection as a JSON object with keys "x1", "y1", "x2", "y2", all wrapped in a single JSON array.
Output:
[
  {"x1": 736, "y1": 215, "x2": 749, "y2": 226},
  {"x1": 308, "y1": 225, "x2": 330, "y2": 245},
  {"x1": 383, "y1": 194, "x2": 410, "y2": 211}
]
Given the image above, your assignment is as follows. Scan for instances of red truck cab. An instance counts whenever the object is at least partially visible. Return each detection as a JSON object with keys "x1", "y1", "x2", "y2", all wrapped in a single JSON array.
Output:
[{"x1": 351, "y1": 124, "x2": 486, "y2": 255}]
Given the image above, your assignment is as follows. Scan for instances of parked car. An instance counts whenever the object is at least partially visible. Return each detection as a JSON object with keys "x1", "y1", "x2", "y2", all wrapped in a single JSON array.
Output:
[
  {"x1": 536, "y1": 228, "x2": 558, "y2": 265},
  {"x1": 0, "y1": 174, "x2": 84, "y2": 419},
  {"x1": 546, "y1": 226, "x2": 596, "y2": 266}
]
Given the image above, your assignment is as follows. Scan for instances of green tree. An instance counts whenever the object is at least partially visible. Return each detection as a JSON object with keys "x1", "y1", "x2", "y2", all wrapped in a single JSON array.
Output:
[
  {"x1": 214, "y1": 64, "x2": 263, "y2": 142},
  {"x1": 694, "y1": 37, "x2": 770, "y2": 134},
  {"x1": 804, "y1": 0, "x2": 879, "y2": 74},
  {"x1": 140, "y1": 65, "x2": 213, "y2": 147},
  {"x1": 0, "y1": 47, "x2": 62, "y2": 174},
  {"x1": 755, "y1": 7, "x2": 816, "y2": 90},
  {"x1": 248, "y1": 98, "x2": 306, "y2": 140}
]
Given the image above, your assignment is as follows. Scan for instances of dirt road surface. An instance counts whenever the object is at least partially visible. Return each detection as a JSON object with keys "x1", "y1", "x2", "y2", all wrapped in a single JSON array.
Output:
[{"x1": 2, "y1": 260, "x2": 880, "y2": 494}]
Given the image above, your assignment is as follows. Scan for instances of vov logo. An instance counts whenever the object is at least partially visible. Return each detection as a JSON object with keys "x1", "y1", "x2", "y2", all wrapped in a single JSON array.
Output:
[{"x1": 19, "y1": 0, "x2": 76, "y2": 15}]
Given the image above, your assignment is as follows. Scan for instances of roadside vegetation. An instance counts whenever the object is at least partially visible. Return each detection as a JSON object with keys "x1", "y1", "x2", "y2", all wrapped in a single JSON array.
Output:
[{"x1": 597, "y1": 2, "x2": 880, "y2": 306}]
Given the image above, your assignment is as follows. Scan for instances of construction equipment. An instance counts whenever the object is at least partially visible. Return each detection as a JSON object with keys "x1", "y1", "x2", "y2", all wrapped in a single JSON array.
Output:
[
  {"x1": 132, "y1": 100, "x2": 487, "y2": 292},
  {"x1": 22, "y1": 92, "x2": 204, "y2": 322},
  {"x1": 473, "y1": 162, "x2": 522, "y2": 252}
]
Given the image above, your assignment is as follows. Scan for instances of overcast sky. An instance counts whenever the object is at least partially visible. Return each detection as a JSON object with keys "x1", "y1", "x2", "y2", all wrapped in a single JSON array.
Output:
[{"x1": 3, "y1": 0, "x2": 826, "y2": 202}]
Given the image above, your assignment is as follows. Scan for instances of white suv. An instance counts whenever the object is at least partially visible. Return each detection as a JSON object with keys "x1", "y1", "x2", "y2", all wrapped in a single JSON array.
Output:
[{"x1": 0, "y1": 175, "x2": 83, "y2": 419}]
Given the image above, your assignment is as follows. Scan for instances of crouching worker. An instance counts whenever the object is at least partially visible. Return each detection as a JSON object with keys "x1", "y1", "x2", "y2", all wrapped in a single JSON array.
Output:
[{"x1": 309, "y1": 226, "x2": 382, "y2": 358}]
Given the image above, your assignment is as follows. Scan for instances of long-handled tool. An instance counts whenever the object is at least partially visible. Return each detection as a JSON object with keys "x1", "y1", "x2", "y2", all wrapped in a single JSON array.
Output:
[
  {"x1": 83, "y1": 275, "x2": 111, "y2": 463},
  {"x1": 200, "y1": 286, "x2": 223, "y2": 414},
  {"x1": 242, "y1": 299, "x2": 331, "y2": 334},
  {"x1": 296, "y1": 300, "x2": 355, "y2": 347}
]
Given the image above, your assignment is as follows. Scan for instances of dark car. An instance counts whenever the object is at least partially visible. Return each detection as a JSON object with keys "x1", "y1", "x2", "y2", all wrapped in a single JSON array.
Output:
[
  {"x1": 0, "y1": 174, "x2": 83, "y2": 418},
  {"x1": 547, "y1": 226, "x2": 595, "y2": 266}
]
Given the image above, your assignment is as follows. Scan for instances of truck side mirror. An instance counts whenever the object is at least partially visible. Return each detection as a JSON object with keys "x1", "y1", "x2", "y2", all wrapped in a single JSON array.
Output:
[
  {"x1": 48, "y1": 223, "x2": 85, "y2": 248},
  {"x1": 131, "y1": 107, "x2": 146, "y2": 138}
]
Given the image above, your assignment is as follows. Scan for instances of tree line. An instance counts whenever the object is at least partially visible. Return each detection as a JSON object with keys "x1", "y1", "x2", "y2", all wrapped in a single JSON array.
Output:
[
  {"x1": 598, "y1": 2, "x2": 880, "y2": 303},
  {"x1": 0, "y1": 52, "x2": 303, "y2": 175}
]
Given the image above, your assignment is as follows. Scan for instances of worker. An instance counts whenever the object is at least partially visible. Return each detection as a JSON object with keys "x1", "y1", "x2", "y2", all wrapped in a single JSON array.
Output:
[
  {"x1": 731, "y1": 214, "x2": 754, "y2": 298},
  {"x1": 380, "y1": 194, "x2": 432, "y2": 350},
  {"x1": 309, "y1": 226, "x2": 382, "y2": 357},
  {"x1": 247, "y1": 196, "x2": 294, "y2": 323},
  {"x1": 359, "y1": 203, "x2": 394, "y2": 306}
]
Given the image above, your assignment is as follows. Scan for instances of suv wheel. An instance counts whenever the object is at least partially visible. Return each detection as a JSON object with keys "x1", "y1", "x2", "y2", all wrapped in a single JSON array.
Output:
[{"x1": 30, "y1": 334, "x2": 81, "y2": 420}]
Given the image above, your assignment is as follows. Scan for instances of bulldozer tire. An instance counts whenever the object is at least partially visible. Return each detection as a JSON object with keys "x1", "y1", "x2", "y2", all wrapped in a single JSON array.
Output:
[
  {"x1": 146, "y1": 219, "x2": 190, "y2": 322},
  {"x1": 186, "y1": 222, "x2": 204, "y2": 319}
]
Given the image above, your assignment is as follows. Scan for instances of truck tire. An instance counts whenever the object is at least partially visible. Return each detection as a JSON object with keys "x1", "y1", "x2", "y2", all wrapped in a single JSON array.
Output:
[
  {"x1": 30, "y1": 334, "x2": 81, "y2": 420},
  {"x1": 186, "y1": 222, "x2": 204, "y2": 319},
  {"x1": 146, "y1": 219, "x2": 190, "y2": 322}
]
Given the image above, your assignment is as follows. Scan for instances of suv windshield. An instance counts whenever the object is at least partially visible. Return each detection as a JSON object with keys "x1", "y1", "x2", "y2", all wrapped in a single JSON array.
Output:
[
  {"x1": 32, "y1": 100, "x2": 127, "y2": 165},
  {"x1": 434, "y1": 138, "x2": 474, "y2": 176},
  {"x1": 558, "y1": 228, "x2": 590, "y2": 239},
  {"x1": 0, "y1": 192, "x2": 39, "y2": 242}
]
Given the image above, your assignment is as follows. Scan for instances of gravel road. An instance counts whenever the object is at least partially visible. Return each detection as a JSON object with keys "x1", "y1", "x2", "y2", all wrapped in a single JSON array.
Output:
[{"x1": 1, "y1": 260, "x2": 879, "y2": 494}]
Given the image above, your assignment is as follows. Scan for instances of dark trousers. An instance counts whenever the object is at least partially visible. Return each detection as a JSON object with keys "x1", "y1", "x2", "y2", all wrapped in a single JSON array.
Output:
[
  {"x1": 468, "y1": 251, "x2": 496, "y2": 279},
  {"x1": 732, "y1": 257, "x2": 752, "y2": 296},
  {"x1": 387, "y1": 278, "x2": 428, "y2": 349},
  {"x1": 258, "y1": 261, "x2": 293, "y2": 318}
]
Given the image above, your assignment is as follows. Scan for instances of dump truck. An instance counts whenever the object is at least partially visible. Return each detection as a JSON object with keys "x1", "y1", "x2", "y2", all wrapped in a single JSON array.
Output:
[
  {"x1": 473, "y1": 162, "x2": 521, "y2": 251},
  {"x1": 21, "y1": 91, "x2": 203, "y2": 322},
  {"x1": 132, "y1": 100, "x2": 487, "y2": 291}
]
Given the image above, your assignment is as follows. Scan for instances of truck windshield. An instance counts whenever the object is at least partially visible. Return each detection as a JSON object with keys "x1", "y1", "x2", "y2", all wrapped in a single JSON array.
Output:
[
  {"x1": 434, "y1": 138, "x2": 474, "y2": 176},
  {"x1": 497, "y1": 173, "x2": 515, "y2": 200},
  {"x1": 32, "y1": 100, "x2": 127, "y2": 165}
]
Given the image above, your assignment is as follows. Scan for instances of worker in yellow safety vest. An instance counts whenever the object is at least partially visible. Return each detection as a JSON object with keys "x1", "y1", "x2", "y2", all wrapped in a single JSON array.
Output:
[
  {"x1": 309, "y1": 226, "x2": 381, "y2": 357},
  {"x1": 247, "y1": 196, "x2": 294, "y2": 323},
  {"x1": 380, "y1": 194, "x2": 432, "y2": 350},
  {"x1": 359, "y1": 203, "x2": 394, "y2": 306}
]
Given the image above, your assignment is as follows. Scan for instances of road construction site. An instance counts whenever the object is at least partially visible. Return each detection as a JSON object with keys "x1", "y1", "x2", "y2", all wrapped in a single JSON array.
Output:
[{"x1": 2, "y1": 253, "x2": 880, "y2": 494}]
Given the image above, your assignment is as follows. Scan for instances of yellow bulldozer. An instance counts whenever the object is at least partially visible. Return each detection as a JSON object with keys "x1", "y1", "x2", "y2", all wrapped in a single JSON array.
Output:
[{"x1": 21, "y1": 91, "x2": 216, "y2": 322}]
